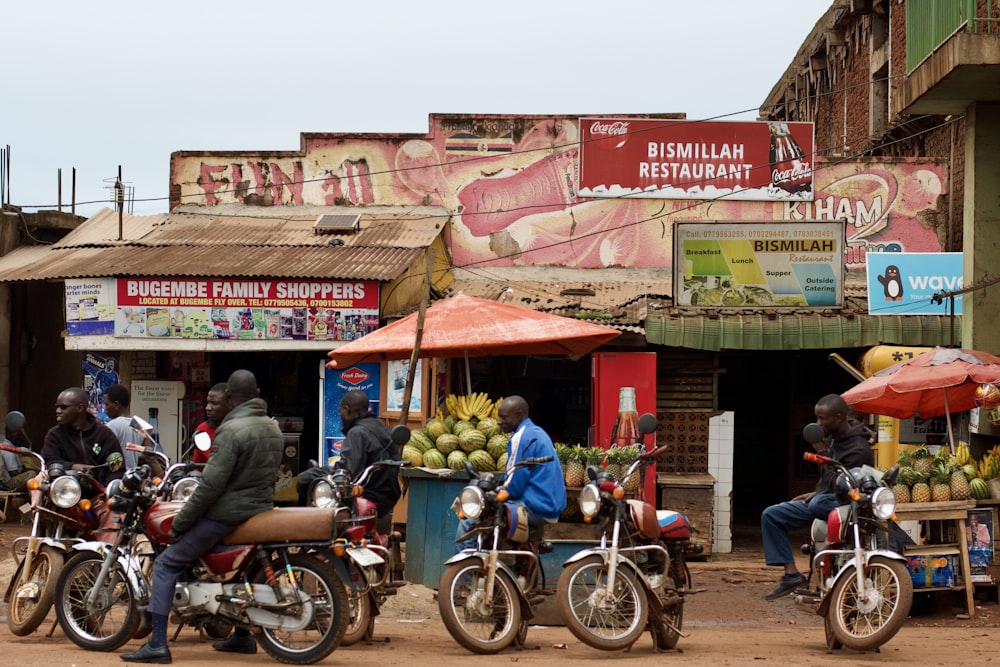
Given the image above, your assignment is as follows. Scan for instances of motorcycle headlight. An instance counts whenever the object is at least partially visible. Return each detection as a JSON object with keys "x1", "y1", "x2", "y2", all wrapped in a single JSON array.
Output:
[
  {"x1": 171, "y1": 477, "x2": 199, "y2": 503},
  {"x1": 311, "y1": 480, "x2": 338, "y2": 509},
  {"x1": 871, "y1": 486, "x2": 896, "y2": 521},
  {"x1": 50, "y1": 475, "x2": 83, "y2": 508},
  {"x1": 578, "y1": 483, "x2": 601, "y2": 519},
  {"x1": 459, "y1": 485, "x2": 485, "y2": 519}
]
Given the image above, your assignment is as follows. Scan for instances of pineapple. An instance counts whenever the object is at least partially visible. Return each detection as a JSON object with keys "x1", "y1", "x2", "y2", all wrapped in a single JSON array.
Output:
[
  {"x1": 554, "y1": 442, "x2": 571, "y2": 480},
  {"x1": 892, "y1": 466, "x2": 912, "y2": 504},
  {"x1": 910, "y1": 447, "x2": 934, "y2": 477},
  {"x1": 910, "y1": 470, "x2": 931, "y2": 503},
  {"x1": 950, "y1": 462, "x2": 972, "y2": 500},
  {"x1": 931, "y1": 461, "x2": 952, "y2": 502},
  {"x1": 618, "y1": 445, "x2": 643, "y2": 494},
  {"x1": 604, "y1": 446, "x2": 626, "y2": 483},
  {"x1": 564, "y1": 445, "x2": 587, "y2": 488}
]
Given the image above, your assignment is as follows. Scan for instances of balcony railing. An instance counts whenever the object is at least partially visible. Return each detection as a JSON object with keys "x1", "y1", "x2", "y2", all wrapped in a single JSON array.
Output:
[{"x1": 906, "y1": 0, "x2": 999, "y2": 73}]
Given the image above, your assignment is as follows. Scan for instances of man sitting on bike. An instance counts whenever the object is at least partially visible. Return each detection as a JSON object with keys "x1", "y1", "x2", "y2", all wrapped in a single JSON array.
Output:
[
  {"x1": 121, "y1": 370, "x2": 283, "y2": 664},
  {"x1": 454, "y1": 395, "x2": 567, "y2": 553}
]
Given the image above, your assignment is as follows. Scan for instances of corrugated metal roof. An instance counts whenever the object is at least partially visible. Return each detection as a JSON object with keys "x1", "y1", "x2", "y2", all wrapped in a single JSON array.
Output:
[{"x1": 0, "y1": 205, "x2": 447, "y2": 282}]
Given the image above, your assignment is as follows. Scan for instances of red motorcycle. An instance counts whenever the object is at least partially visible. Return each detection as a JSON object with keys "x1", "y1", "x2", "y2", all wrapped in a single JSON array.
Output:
[{"x1": 54, "y1": 445, "x2": 349, "y2": 664}]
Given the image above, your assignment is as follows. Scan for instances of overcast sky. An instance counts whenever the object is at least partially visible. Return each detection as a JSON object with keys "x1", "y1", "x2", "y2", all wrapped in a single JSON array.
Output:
[{"x1": 3, "y1": 0, "x2": 833, "y2": 218}]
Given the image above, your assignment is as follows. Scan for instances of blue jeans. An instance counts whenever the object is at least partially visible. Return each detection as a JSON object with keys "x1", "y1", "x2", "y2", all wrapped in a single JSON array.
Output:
[
  {"x1": 148, "y1": 518, "x2": 238, "y2": 616},
  {"x1": 454, "y1": 500, "x2": 543, "y2": 554},
  {"x1": 760, "y1": 493, "x2": 838, "y2": 567}
]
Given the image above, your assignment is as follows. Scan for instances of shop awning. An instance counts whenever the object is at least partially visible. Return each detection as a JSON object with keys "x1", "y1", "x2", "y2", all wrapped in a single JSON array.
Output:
[{"x1": 644, "y1": 311, "x2": 962, "y2": 351}]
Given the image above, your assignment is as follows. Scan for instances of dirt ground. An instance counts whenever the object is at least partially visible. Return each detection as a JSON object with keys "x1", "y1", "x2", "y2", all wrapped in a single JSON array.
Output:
[{"x1": 2, "y1": 520, "x2": 999, "y2": 666}]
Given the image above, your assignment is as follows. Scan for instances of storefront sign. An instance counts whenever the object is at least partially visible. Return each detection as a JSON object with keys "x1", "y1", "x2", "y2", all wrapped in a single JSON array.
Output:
[
  {"x1": 673, "y1": 222, "x2": 844, "y2": 308},
  {"x1": 66, "y1": 278, "x2": 115, "y2": 335},
  {"x1": 865, "y1": 252, "x2": 962, "y2": 315},
  {"x1": 113, "y1": 278, "x2": 379, "y2": 341},
  {"x1": 578, "y1": 118, "x2": 815, "y2": 201}
]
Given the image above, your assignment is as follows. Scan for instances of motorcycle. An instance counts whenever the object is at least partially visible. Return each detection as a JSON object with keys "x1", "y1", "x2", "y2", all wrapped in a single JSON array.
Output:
[
  {"x1": 437, "y1": 455, "x2": 556, "y2": 654},
  {"x1": 792, "y1": 422, "x2": 913, "y2": 652},
  {"x1": 557, "y1": 413, "x2": 696, "y2": 652},
  {"x1": 307, "y1": 423, "x2": 411, "y2": 645},
  {"x1": 53, "y1": 442, "x2": 350, "y2": 664},
  {"x1": 2, "y1": 441, "x2": 113, "y2": 636}
]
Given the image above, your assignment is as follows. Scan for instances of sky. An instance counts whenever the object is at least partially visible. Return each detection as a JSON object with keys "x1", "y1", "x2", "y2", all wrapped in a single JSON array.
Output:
[{"x1": 3, "y1": 0, "x2": 835, "y2": 218}]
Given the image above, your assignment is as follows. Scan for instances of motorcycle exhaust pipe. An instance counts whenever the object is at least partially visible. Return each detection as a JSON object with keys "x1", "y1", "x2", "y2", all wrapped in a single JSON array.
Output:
[{"x1": 792, "y1": 593, "x2": 820, "y2": 613}]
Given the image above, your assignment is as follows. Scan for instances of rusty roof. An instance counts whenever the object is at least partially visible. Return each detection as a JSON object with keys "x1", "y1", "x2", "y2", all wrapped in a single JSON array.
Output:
[{"x1": 0, "y1": 205, "x2": 448, "y2": 282}]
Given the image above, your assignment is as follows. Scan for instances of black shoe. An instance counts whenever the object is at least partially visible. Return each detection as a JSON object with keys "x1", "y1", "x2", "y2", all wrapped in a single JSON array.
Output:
[
  {"x1": 213, "y1": 632, "x2": 257, "y2": 654},
  {"x1": 121, "y1": 642, "x2": 172, "y2": 664},
  {"x1": 765, "y1": 573, "x2": 807, "y2": 600}
]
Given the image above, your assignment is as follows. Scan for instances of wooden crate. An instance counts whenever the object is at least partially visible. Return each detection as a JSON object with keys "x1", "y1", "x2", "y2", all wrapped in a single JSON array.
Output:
[{"x1": 659, "y1": 473, "x2": 715, "y2": 558}]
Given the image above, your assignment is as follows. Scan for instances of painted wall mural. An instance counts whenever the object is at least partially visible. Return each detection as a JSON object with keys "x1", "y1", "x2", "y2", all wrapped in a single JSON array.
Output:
[{"x1": 171, "y1": 115, "x2": 947, "y2": 278}]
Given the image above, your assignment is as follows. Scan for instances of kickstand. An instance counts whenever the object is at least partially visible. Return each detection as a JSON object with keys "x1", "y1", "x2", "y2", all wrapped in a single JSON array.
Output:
[
  {"x1": 171, "y1": 622, "x2": 185, "y2": 642},
  {"x1": 45, "y1": 617, "x2": 59, "y2": 638}
]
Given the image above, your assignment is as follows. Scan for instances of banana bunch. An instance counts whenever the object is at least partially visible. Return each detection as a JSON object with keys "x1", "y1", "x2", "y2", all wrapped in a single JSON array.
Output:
[
  {"x1": 445, "y1": 392, "x2": 496, "y2": 421},
  {"x1": 977, "y1": 444, "x2": 1000, "y2": 480},
  {"x1": 956, "y1": 440, "x2": 972, "y2": 465}
]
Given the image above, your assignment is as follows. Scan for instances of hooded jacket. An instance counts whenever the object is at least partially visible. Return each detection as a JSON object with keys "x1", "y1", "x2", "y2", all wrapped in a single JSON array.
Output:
[
  {"x1": 815, "y1": 419, "x2": 874, "y2": 495},
  {"x1": 41, "y1": 410, "x2": 124, "y2": 491},
  {"x1": 337, "y1": 411, "x2": 400, "y2": 516},
  {"x1": 172, "y1": 398, "x2": 283, "y2": 534}
]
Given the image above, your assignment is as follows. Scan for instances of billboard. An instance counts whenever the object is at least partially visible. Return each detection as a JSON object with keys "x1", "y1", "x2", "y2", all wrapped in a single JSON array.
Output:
[
  {"x1": 673, "y1": 222, "x2": 844, "y2": 308},
  {"x1": 865, "y1": 252, "x2": 963, "y2": 315},
  {"x1": 579, "y1": 118, "x2": 815, "y2": 202}
]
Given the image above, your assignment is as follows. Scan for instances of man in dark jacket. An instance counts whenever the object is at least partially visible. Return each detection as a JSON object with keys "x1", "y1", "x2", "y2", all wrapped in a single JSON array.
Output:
[
  {"x1": 297, "y1": 390, "x2": 400, "y2": 534},
  {"x1": 122, "y1": 370, "x2": 283, "y2": 664},
  {"x1": 761, "y1": 393, "x2": 874, "y2": 600}
]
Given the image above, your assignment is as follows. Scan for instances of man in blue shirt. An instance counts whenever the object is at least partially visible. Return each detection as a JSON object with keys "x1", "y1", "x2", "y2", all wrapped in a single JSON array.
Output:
[{"x1": 455, "y1": 395, "x2": 566, "y2": 552}]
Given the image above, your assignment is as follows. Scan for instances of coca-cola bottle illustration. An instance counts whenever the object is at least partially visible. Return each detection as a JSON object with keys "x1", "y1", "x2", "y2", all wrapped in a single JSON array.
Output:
[
  {"x1": 768, "y1": 122, "x2": 811, "y2": 195},
  {"x1": 611, "y1": 386, "x2": 641, "y2": 448}
]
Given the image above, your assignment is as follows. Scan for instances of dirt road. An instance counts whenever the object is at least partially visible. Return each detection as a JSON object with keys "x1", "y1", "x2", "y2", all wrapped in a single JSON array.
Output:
[{"x1": 2, "y1": 522, "x2": 997, "y2": 666}]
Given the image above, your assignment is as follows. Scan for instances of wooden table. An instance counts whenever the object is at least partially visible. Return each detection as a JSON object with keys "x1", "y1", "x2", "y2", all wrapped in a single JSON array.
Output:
[{"x1": 894, "y1": 500, "x2": 976, "y2": 617}]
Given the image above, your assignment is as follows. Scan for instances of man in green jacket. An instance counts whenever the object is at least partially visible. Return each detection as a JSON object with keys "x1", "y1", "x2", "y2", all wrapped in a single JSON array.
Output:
[{"x1": 122, "y1": 369, "x2": 283, "y2": 664}]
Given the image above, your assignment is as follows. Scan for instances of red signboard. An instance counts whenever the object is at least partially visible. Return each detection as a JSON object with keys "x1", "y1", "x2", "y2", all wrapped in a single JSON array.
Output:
[{"x1": 578, "y1": 118, "x2": 815, "y2": 202}]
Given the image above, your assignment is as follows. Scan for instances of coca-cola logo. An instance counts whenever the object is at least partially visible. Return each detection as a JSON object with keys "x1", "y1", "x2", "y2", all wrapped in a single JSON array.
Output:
[
  {"x1": 772, "y1": 160, "x2": 812, "y2": 191},
  {"x1": 340, "y1": 368, "x2": 370, "y2": 385},
  {"x1": 589, "y1": 120, "x2": 630, "y2": 150}
]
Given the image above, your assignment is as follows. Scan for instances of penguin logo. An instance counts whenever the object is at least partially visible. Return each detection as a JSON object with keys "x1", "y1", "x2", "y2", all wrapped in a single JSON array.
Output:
[{"x1": 877, "y1": 265, "x2": 904, "y2": 301}]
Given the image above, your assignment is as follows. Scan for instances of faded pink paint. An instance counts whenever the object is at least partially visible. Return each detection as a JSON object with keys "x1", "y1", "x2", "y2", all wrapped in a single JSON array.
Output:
[{"x1": 171, "y1": 116, "x2": 946, "y2": 275}]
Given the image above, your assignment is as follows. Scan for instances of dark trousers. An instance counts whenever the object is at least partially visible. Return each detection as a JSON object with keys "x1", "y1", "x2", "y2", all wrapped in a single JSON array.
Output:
[{"x1": 148, "y1": 518, "x2": 237, "y2": 617}]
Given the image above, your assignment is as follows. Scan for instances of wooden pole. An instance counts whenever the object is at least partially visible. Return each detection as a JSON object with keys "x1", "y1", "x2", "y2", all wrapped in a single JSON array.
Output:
[{"x1": 399, "y1": 248, "x2": 434, "y2": 424}]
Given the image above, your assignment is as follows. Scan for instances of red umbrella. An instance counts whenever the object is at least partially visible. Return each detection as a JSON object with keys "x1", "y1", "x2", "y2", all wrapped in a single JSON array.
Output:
[
  {"x1": 841, "y1": 347, "x2": 1000, "y2": 450},
  {"x1": 326, "y1": 294, "x2": 621, "y2": 369}
]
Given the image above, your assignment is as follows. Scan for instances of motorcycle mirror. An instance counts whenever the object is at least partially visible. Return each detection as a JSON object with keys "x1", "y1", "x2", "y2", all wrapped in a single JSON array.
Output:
[
  {"x1": 5, "y1": 410, "x2": 26, "y2": 432},
  {"x1": 883, "y1": 465, "x2": 900, "y2": 486},
  {"x1": 638, "y1": 413, "x2": 657, "y2": 435},
  {"x1": 193, "y1": 431, "x2": 212, "y2": 452},
  {"x1": 802, "y1": 422, "x2": 825, "y2": 444},
  {"x1": 130, "y1": 415, "x2": 155, "y2": 433},
  {"x1": 390, "y1": 424, "x2": 411, "y2": 446}
]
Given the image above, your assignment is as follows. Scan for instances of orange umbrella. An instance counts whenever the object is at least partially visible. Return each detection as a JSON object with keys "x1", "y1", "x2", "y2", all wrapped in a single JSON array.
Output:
[
  {"x1": 326, "y1": 294, "x2": 621, "y2": 369},
  {"x1": 841, "y1": 347, "x2": 1000, "y2": 450}
]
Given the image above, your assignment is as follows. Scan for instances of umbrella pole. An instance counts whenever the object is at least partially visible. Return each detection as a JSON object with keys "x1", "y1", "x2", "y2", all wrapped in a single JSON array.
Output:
[
  {"x1": 943, "y1": 390, "x2": 955, "y2": 454},
  {"x1": 399, "y1": 249, "x2": 434, "y2": 424},
  {"x1": 465, "y1": 348, "x2": 471, "y2": 396}
]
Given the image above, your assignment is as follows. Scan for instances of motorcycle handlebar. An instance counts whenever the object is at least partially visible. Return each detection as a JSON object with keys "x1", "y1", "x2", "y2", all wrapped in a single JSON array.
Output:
[{"x1": 803, "y1": 451, "x2": 833, "y2": 465}]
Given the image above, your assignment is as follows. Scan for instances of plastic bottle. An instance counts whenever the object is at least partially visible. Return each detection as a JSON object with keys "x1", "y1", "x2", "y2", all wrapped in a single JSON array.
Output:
[{"x1": 613, "y1": 387, "x2": 640, "y2": 447}]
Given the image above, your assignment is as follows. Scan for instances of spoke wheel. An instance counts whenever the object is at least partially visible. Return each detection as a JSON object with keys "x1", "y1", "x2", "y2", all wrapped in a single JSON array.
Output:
[
  {"x1": 557, "y1": 556, "x2": 648, "y2": 651},
  {"x1": 438, "y1": 561, "x2": 522, "y2": 654},
  {"x1": 827, "y1": 556, "x2": 913, "y2": 651},
  {"x1": 55, "y1": 551, "x2": 139, "y2": 651},
  {"x1": 340, "y1": 590, "x2": 374, "y2": 646},
  {"x1": 651, "y1": 569, "x2": 684, "y2": 650},
  {"x1": 7, "y1": 545, "x2": 62, "y2": 636}
]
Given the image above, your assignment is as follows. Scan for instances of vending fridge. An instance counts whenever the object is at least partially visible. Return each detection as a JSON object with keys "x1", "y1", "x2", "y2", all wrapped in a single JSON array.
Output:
[
  {"x1": 318, "y1": 360, "x2": 381, "y2": 465},
  {"x1": 591, "y1": 352, "x2": 658, "y2": 502}
]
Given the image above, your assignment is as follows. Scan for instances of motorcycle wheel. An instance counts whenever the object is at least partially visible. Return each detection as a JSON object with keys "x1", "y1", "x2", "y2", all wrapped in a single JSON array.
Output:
[
  {"x1": 650, "y1": 569, "x2": 684, "y2": 650},
  {"x1": 55, "y1": 551, "x2": 140, "y2": 651},
  {"x1": 7, "y1": 545, "x2": 63, "y2": 636},
  {"x1": 340, "y1": 590, "x2": 374, "y2": 646},
  {"x1": 827, "y1": 555, "x2": 913, "y2": 651},
  {"x1": 557, "y1": 555, "x2": 649, "y2": 651},
  {"x1": 824, "y1": 617, "x2": 842, "y2": 650},
  {"x1": 438, "y1": 561, "x2": 522, "y2": 654},
  {"x1": 254, "y1": 553, "x2": 349, "y2": 665}
]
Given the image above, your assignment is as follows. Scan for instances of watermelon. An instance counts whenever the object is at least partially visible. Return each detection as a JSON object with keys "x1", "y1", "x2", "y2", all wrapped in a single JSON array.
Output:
[
  {"x1": 436, "y1": 433, "x2": 460, "y2": 455},
  {"x1": 970, "y1": 477, "x2": 990, "y2": 500},
  {"x1": 447, "y1": 450, "x2": 468, "y2": 471},
  {"x1": 422, "y1": 448, "x2": 447, "y2": 469},
  {"x1": 409, "y1": 431, "x2": 435, "y2": 453},
  {"x1": 468, "y1": 449, "x2": 496, "y2": 472},
  {"x1": 476, "y1": 418, "x2": 499, "y2": 438},
  {"x1": 458, "y1": 429, "x2": 487, "y2": 453},
  {"x1": 426, "y1": 418, "x2": 447, "y2": 441},
  {"x1": 486, "y1": 433, "x2": 509, "y2": 461},
  {"x1": 496, "y1": 452, "x2": 507, "y2": 471},
  {"x1": 401, "y1": 445, "x2": 423, "y2": 467},
  {"x1": 452, "y1": 420, "x2": 475, "y2": 437},
  {"x1": 444, "y1": 414, "x2": 457, "y2": 433}
]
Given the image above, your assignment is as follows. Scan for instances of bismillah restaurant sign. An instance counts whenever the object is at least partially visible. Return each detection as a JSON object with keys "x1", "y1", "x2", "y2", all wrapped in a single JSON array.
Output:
[
  {"x1": 673, "y1": 222, "x2": 844, "y2": 308},
  {"x1": 578, "y1": 118, "x2": 815, "y2": 202},
  {"x1": 65, "y1": 278, "x2": 380, "y2": 342}
]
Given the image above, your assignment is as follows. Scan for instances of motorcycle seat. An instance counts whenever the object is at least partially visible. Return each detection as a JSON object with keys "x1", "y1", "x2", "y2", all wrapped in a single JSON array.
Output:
[{"x1": 221, "y1": 507, "x2": 338, "y2": 545}]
